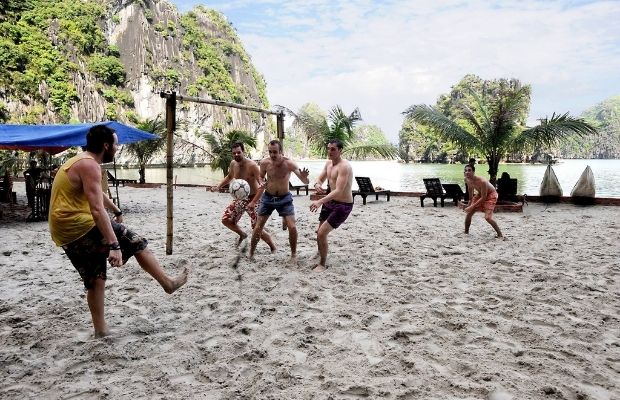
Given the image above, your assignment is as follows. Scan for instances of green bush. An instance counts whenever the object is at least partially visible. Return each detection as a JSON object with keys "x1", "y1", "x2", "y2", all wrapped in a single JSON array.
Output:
[{"x1": 88, "y1": 54, "x2": 126, "y2": 86}]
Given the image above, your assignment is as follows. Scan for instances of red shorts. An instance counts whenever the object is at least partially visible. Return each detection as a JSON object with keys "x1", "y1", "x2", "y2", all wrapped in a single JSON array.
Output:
[
  {"x1": 222, "y1": 195, "x2": 258, "y2": 228},
  {"x1": 472, "y1": 191, "x2": 498, "y2": 212}
]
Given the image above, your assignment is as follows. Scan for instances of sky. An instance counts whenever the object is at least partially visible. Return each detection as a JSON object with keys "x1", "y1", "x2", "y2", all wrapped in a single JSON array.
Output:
[{"x1": 171, "y1": 0, "x2": 620, "y2": 144}]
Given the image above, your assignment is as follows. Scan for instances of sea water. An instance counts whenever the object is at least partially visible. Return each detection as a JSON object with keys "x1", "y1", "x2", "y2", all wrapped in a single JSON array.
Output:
[{"x1": 111, "y1": 159, "x2": 620, "y2": 198}]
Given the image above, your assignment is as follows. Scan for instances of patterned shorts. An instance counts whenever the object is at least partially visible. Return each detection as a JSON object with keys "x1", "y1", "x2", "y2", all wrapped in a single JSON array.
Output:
[
  {"x1": 222, "y1": 194, "x2": 258, "y2": 228},
  {"x1": 62, "y1": 220, "x2": 148, "y2": 289}
]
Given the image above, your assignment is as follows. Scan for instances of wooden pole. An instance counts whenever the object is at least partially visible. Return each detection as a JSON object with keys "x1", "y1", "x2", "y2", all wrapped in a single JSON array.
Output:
[
  {"x1": 276, "y1": 112, "x2": 285, "y2": 140},
  {"x1": 112, "y1": 159, "x2": 120, "y2": 208},
  {"x1": 158, "y1": 91, "x2": 287, "y2": 253},
  {"x1": 163, "y1": 92, "x2": 176, "y2": 254},
  {"x1": 170, "y1": 94, "x2": 282, "y2": 116}
]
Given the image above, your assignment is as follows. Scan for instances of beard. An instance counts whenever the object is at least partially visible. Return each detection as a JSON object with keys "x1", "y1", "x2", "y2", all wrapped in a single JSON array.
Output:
[{"x1": 102, "y1": 146, "x2": 115, "y2": 163}]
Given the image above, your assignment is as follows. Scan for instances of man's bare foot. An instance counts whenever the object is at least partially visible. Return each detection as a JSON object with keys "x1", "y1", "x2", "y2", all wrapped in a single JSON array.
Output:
[
  {"x1": 312, "y1": 264, "x2": 327, "y2": 272},
  {"x1": 94, "y1": 328, "x2": 111, "y2": 339},
  {"x1": 289, "y1": 255, "x2": 298, "y2": 265},
  {"x1": 269, "y1": 243, "x2": 277, "y2": 253},
  {"x1": 496, "y1": 235, "x2": 506, "y2": 241},
  {"x1": 164, "y1": 267, "x2": 189, "y2": 294},
  {"x1": 236, "y1": 233, "x2": 248, "y2": 247}
]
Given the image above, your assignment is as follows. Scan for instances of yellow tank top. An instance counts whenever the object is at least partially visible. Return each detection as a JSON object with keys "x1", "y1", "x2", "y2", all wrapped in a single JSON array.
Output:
[{"x1": 48, "y1": 154, "x2": 97, "y2": 246}]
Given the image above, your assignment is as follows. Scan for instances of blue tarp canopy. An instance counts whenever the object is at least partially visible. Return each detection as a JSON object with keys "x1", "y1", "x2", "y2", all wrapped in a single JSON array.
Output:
[{"x1": 0, "y1": 121, "x2": 157, "y2": 154}]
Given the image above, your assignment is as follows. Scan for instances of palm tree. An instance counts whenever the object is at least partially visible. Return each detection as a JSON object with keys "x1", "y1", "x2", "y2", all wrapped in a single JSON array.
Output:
[
  {"x1": 286, "y1": 104, "x2": 397, "y2": 159},
  {"x1": 403, "y1": 78, "x2": 597, "y2": 184},
  {"x1": 203, "y1": 130, "x2": 256, "y2": 176},
  {"x1": 124, "y1": 117, "x2": 166, "y2": 184}
]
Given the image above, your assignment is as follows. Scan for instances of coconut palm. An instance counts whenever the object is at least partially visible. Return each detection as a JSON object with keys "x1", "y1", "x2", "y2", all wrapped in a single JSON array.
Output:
[
  {"x1": 286, "y1": 104, "x2": 397, "y2": 159},
  {"x1": 203, "y1": 130, "x2": 256, "y2": 176},
  {"x1": 403, "y1": 79, "x2": 597, "y2": 184},
  {"x1": 124, "y1": 117, "x2": 166, "y2": 183}
]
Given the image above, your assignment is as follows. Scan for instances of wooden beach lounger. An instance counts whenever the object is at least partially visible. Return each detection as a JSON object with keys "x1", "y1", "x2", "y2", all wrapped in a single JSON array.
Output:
[
  {"x1": 352, "y1": 177, "x2": 390, "y2": 205},
  {"x1": 420, "y1": 178, "x2": 464, "y2": 207},
  {"x1": 289, "y1": 181, "x2": 309, "y2": 196}
]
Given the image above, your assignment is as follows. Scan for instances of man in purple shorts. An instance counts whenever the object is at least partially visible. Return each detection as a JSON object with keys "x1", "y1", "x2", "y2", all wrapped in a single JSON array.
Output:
[{"x1": 309, "y1": 139, "x2": 354, "y2": 272}]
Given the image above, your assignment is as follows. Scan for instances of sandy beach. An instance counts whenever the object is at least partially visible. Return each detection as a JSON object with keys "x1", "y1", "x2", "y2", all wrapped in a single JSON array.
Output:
[{"x1": 1, "y1": 183, "x2": 618, "y2": 399}]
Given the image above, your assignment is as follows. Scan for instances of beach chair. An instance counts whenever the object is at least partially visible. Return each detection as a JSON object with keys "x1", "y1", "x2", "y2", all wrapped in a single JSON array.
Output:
[
  {"x1": 420, "y1": 178, "x2": 451, "y2": 207},
  {"x1": 107, "y1": 170, "x2": 137, "y2": 187},
  {"x1": 441, "y1": 183, "x2": 465, "y2": 206},
  {"x1": 352, "y1": 177, "x2": 390, "y2": 205},
  {"x1": 497, "y1": 177, "x2": 518, "y2": 202},
  {"x1": 289, "y1": 181, "x2": 309, "y2": 196}
]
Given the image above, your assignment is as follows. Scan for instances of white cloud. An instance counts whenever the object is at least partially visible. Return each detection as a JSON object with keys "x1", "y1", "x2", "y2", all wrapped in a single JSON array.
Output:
[{"x1": 173, "y1": 0, "x2": 620, "y2": 142}]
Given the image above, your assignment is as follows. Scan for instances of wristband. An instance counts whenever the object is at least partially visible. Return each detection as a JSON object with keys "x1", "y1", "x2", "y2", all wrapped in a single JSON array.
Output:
[
  {"x1": 109, "y1": 242, "x2": 121, "y2": 251},
  {"x1": 114, "y1": 210, "x2": 122, "y2": 216}
]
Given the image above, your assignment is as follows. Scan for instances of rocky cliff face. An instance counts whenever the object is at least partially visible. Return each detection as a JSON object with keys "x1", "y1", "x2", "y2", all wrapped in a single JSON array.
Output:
[{"x1": 0, "y1": 0, "x2": 272, "y2": 162}]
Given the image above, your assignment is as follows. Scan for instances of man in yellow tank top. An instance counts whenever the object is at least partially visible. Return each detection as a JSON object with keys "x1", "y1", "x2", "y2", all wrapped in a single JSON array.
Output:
[{"x1": 49, "y1": 125, "x2": 189, "y2": 338}]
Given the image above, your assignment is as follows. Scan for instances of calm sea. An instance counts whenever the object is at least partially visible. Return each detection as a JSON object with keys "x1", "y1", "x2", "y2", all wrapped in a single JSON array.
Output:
[{"x1": 112, "y1": 159, "x2": 620, "y2": 198}]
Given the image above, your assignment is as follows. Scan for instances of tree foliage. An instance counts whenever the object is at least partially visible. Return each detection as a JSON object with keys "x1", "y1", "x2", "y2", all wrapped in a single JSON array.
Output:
[
  {"x1": 88, "y1": 54, "x2": 126, "y2": 86},
  {"x1": 403, "y1": 75, "x2": 598, "y2": 183},
  {"x1": 287, "y1": 103, "x2": 397, "y2": 159},
  {"x1": 0, "y1": 0, "x2": 119, "y2": 122},
  {"x1": 203, "y1": 130, "x2": 257, "y2": 176},
  {"x1": 123, "y1": 118, "x2": 166, "y2": 184}
]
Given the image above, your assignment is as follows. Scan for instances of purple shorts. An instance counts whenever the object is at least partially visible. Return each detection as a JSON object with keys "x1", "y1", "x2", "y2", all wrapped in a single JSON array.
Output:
[{"x1": 319, "y1": 200, "x2": 353, "y2": 229}]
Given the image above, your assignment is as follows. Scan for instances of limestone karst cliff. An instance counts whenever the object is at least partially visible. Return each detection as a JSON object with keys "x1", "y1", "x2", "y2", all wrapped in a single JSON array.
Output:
[{"x1": 0, "y1": 0, "x2": 272, "y2": 161}]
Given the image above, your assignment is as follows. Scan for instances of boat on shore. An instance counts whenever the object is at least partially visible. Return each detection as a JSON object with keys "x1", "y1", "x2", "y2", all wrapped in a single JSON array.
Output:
[
  {"x1": 570, "y1": 166, "x2": 595, "y2": 205},
  {"x1": 540, "y1": 164, "x2": 563, "y2": 202}
]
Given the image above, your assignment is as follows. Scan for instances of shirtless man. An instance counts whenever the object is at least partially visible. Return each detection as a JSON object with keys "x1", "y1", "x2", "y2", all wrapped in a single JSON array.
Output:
[
  {"x1": 48, "y1": 125, "x2": 188, "y2": 338},
  {"x1": 211, "y1": 142, "x2": 275, "y2": 250},
  {"x1": 309, "y1": 139, "x2": 354, "y2": 272},
  {"x1": 463, "y1": 164, "x2": 504, "y2": 239},
  {"x1": 248, "y1": 140, "x2": 309, "y2": 263}
]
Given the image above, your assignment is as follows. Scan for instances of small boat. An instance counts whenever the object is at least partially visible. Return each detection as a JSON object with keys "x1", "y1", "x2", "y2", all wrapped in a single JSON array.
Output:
[
  {"x1": 540, "y1": 164, "x2": 562, "y2": 202},
  {"x1": 570, "y1": 166, "x2": 595, "y2": 205}
]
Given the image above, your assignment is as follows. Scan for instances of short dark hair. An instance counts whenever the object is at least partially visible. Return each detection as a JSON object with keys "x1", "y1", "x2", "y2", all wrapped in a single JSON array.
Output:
[
  {"x1": 465, "y1": 164, "x2": 475, "y2": 172},
  {"x1": 85, "y1": 125, "x2": 116, "y2": 153},
  {"x1": 268, "y1": 140, "x2": 282, "y2": 152},
  {"x1": 327, "y1": 139, "x2": 343, "y2": 150},
  {"x1": 231, "y1": 142, "x2": 245, "y2": 152}
]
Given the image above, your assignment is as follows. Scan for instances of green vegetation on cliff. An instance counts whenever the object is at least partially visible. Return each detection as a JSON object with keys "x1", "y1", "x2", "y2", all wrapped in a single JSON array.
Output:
[
  {"x1": 559, "y1": 95, "x2": 620, "y2": 158},
  {"x1": 180, "y1": 7, "x2": 268, "y2": 107},
  {"x1": 0, "y1": 0, "x2": 269, "y2": 124},
  {"x1": 0, "y1": 0, "x2": 125, "y2": 122}
]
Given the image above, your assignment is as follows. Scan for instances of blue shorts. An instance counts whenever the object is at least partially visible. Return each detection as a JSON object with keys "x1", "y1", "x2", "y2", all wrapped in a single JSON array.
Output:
[
  {"x1": 257, "y1": 192, "x2": 295, "y2": 217},
  {"x1": 319, "y1": 200, "x2": 353, "y2": 229}
]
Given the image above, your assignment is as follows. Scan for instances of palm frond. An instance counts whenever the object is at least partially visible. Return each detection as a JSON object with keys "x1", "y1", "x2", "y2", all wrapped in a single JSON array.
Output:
[
  {"x1": 517, "y1": 113, "x2": 598, "y2": 148},
  {"x1": 328, "y1": 106, "x2": 361, "y2": 139},
  {"x1": 403, "y1": 104, "x2": 479, "y2": 148},
  {"x1": 463, "y1": 89, "x2": 492, "y2": 138},
  {"x1": 343, "y1": 143, "x2": 398, "y2": 160}
]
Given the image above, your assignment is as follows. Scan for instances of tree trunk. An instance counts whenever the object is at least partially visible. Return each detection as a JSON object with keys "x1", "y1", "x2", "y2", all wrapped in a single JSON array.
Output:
[
  {"x1": 139, "y1": 165, "x2": 146, "y2": 184},
  {"x1": 487, "y1": 155, "x2": 500, "y2": 186}
]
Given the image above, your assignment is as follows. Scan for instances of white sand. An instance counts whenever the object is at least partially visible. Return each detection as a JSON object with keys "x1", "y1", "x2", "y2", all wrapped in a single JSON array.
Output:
[{"x1": 1, "y1": 184, "x2": 619, "y2": 399}]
